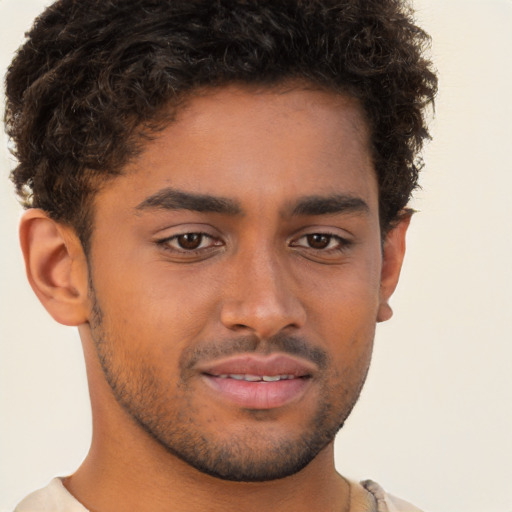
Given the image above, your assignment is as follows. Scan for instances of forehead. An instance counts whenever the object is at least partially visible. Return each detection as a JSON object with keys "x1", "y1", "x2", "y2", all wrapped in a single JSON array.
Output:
[{"x1": 96, "y1": 85, "x2": 377, "y2": 215}]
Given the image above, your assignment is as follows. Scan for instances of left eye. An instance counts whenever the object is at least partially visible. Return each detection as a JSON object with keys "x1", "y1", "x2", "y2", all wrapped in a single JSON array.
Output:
[
  {"x1": 292, "y1": 233, "x2": 348, "y2": 251},
  {"x1": 160, "y1": 233, "x2": 221, "y2": 252}
]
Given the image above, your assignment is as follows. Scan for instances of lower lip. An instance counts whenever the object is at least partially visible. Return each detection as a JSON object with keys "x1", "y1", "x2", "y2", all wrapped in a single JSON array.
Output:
[{"x1": 203, "y1": 375, "x2": 311, "y2": 409}]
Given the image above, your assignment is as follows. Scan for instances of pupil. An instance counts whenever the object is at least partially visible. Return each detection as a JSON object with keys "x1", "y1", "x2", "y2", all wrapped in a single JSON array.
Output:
[
  {"x1": 307, "y1": 234, "x2": 330, "y2": 249},
  {"x1": 178, "y1": 233, "x2": 202, "y2": 250}
]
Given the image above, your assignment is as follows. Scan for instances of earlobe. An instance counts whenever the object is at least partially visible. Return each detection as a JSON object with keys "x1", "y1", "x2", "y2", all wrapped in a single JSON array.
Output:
[
  {"x1": 377, "y1": 214, "x2": 412, "y2": 323},
  {"x1": 19, "y1": 209, "x2": 89, "y2": 326}
]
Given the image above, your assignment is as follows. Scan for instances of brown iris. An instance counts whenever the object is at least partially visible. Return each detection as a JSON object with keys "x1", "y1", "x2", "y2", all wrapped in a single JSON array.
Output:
[
  {"x1": 176, "y1": 233, "x2": 203, "y2": 250},
  {"x1": 306, "y1": 234, "x2": 332, "y2": 249}
]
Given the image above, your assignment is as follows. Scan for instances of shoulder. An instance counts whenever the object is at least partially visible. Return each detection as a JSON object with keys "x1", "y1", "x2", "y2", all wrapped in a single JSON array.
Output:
[
  {"x1": 359, "y1": 480, "x2": 424, "y2": 512},
  {"x1": 14, "y1": 478, "x2": 88, "y2": 512}
]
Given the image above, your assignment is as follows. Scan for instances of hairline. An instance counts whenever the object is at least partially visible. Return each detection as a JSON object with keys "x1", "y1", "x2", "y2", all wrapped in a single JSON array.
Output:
[{"x1": 74, "y1": 79, "x2": 383, "y2": 254}]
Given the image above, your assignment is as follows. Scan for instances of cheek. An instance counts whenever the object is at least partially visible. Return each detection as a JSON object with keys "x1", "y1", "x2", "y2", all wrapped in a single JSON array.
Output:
[
  {"x1": 305, "y1": 260, "x2": 381, "y2": 327},
  {"x1": 301, "y1": 257, "x2": 380, "y2": 373},
  {"x1": 90, "y1": 257, "x2": 226, "y2": 372}
]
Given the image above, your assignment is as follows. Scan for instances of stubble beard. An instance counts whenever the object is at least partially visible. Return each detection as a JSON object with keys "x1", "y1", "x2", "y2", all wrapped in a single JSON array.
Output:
[{"x1": 88, "y1": 290, "x2": 370, "y2": 482}]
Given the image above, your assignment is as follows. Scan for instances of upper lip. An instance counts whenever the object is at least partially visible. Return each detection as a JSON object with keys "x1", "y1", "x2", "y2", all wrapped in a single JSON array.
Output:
[{"x1": 196, "y1": 353, "x2": 317, "y2": 378}]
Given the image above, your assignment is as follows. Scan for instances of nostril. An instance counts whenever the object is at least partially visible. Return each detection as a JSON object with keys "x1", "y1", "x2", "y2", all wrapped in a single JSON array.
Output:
[{"x1": 232, "y1": 323, "x2": 250, "y2": 330}]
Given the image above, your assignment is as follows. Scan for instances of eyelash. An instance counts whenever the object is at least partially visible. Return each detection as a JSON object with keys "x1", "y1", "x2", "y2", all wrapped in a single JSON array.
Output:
[
  {"x1": 157, "y1": 232, "x2": 221, "y2": 254},
  {"x1": 156, "y1": 231, "x2": 352, "y2": 256},
  {"x1": 290, "y1": 232, "x2": 352, "y2": 253}
]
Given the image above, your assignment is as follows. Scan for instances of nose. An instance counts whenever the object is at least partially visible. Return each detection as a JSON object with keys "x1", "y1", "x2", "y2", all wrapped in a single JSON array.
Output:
[{"x1": 220, "y1": 247, "x2": 306, "y2": 339}]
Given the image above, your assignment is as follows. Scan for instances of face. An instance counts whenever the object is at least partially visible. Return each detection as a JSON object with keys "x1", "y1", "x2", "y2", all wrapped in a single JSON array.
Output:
[{"x1": 85, "y1": 85, "x2": 384, "y2": 481}]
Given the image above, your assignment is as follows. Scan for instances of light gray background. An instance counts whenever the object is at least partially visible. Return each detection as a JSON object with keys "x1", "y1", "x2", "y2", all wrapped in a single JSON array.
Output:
[{"x1": 1, "y1": 1, "x2": 511, "y2": 511}]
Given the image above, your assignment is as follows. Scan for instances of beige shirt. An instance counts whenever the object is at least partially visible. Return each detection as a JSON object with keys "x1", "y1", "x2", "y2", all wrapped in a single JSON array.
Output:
[{"x1": 15, "y1": 477, "x2": 423, "y2": 512}]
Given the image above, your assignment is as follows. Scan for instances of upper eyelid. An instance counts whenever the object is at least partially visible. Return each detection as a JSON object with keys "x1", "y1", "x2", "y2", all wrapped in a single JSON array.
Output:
[
  {"x1": 154, "y1": 225, "x2": 221, "y2": 240},
  {"x1": 158, "y1": 232, "x2": 221, "y2": 246},
  {"x1": 290, "y1": 230, "x2": 351, "y2": 242},
  {"x1": 290, "y1": 224, "x2": 354, "y2": 236},
  {"x1": 291, "y1": 233, "x2": 350, "y2": 246},
  {"x1": 160, "y1": 231, "x2": 216, "y2": 241},
  {"x1": 155, "y1": 227, "x2": 352, "y2": 246}
]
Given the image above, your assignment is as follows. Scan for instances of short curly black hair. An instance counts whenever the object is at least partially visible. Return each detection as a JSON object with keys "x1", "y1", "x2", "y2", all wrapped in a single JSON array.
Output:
[{"x1": 4, "y1": 0, "x2": 437, "y2": 249}]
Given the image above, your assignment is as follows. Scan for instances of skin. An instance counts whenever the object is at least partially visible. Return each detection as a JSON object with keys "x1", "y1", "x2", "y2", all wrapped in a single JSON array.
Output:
[{"x1": 20, "y1": 85, "x2": 409, "y2": 512}]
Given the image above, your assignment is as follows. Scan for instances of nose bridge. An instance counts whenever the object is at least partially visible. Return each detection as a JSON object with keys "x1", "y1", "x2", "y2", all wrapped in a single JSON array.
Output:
[{"x1": 220, "y1": 240, "x2": 306, "y2": 338}]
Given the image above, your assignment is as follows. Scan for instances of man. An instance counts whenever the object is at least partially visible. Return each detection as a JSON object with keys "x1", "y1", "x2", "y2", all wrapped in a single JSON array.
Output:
[{"x1": 4, "y1": 0, "x2": 437, "y2": 511}]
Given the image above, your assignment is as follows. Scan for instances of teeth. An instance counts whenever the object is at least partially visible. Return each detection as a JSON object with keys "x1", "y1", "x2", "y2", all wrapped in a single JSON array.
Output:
[
  {"x1": 214, "y1": 374, "x2": 296, "y2": 382},
  {"x1": 244, "y1": 374, "x2": 262, "y2": 382}
]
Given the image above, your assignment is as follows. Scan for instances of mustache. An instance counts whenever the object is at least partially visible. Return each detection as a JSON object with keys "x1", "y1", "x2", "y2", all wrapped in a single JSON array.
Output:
[{"x1": 181, "y1": 332, "x2": 328, "y2": 371}]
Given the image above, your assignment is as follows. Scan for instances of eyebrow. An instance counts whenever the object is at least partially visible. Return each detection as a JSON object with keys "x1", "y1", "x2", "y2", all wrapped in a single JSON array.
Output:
[
  {"x1": 135, "y1": 187, "x2": 369, "y2": 218},
  {"x1": 290, "y1": 194, "x2": 370, "y2": 217},
  {"x1": 135, "y1": 188, "x2": 242, "y2": 215}
]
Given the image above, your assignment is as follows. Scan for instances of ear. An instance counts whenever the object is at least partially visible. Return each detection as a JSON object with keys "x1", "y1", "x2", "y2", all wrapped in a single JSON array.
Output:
[
  {"x1": 377, "y1": 214, "x2": 412, "y2": 323},
  {"x1": 19, "y1": 209, "x2": 89, "y2": 326}
]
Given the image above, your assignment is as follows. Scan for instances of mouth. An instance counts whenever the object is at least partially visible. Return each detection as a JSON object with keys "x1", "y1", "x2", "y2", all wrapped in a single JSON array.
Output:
[
  {"x1": 212, "y1": 373, "x2": 299, "y2": 382},
  {"x1": 197, "y1": 354, "x2": 315, "y2": 410}
]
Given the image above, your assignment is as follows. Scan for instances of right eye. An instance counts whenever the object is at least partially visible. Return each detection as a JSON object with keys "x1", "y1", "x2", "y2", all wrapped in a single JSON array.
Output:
[{"x1": 157, "y1": 232, "x2": 224, "y2": 254}]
